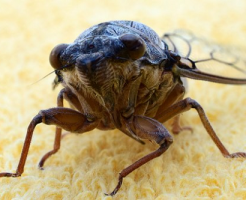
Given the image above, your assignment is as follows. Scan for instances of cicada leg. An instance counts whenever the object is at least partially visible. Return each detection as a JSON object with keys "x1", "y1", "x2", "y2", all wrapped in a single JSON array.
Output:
[
  {"x1": 171, "y1": 114, "x2": 193, "y2": 134},
  {"x1": 0, "y1": 90, "x2": 99, "y2": 178},
  {"x1": 155, "y1": 83, "x2": 192, "y2": 134},
  {"x1": 157, "y1": 97, "x2": 246, "y2": 158},
  {"x1": 107, "y1": 97, "x2": 246, "y2": 196},
  {"x1": 39, "y1": 88, "x2": 83, "y2": 168},
  {"x1": 105, "y1": 115, "x2": 173, "y2": 196}
]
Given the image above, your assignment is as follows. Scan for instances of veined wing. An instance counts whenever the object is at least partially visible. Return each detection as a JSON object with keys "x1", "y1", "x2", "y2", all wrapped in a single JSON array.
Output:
[{"x1": 162, "y1": 30, "x2": 246, "y2": 82}]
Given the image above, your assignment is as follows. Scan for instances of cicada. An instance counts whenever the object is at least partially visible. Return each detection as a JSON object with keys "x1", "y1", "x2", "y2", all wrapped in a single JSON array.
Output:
[{"x1": 0, "y1": 21, "x2": 246, "y2": 196}]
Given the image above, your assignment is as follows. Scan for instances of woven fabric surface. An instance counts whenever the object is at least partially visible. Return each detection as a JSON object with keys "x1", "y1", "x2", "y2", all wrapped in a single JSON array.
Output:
[{"x1": 0, "y1": 0, "x2": 246, "y2": 199}]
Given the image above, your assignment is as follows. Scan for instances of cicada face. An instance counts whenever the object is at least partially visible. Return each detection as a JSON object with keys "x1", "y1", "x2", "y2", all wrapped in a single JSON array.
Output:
[{"x1": 49, "y1": 34, "x2": 148, "y2": 109}]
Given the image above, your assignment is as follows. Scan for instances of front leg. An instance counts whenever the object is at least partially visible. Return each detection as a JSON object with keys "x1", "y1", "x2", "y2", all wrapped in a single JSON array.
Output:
[
  {"x1": 0, "y1": 107, "x2": 99, "y2": 178},
  {"x1": 106, "y1": 115, "x2": 173, "y2": 196}
]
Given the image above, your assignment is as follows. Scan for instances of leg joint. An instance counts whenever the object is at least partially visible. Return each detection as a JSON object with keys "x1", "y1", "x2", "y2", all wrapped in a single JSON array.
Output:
[
  {"x1": 159, "y1": 135, "x2": 173, "y2": 147},
  {"x1": 184, "y1": 97, "x2": 201, "y2": 109}
]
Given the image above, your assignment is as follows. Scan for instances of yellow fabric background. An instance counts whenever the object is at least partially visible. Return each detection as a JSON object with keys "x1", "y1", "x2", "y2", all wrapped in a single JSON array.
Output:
[{"x1": 0, "y1": 0, "x2": 246, "y2": 199}]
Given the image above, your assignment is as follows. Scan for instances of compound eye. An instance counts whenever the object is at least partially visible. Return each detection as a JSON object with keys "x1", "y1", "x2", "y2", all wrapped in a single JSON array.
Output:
[
  {"x1": 49, "y1": 44, "x2": 68, "y2": 69},
  {"x1": 119, "y1": 34, "x2": 146, "y2": 60}
]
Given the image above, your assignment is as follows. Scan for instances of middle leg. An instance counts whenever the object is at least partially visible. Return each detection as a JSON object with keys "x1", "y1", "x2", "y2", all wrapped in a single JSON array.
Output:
[
  {"x1": 156, "y1": 97, "x2": 246, "y2": 158},
  {"x1": 39, "y1": 87, "x2": 90, "y2": 168},
  {"x1": 155, "y1": 83, "x2": 192, "y2": 134}
]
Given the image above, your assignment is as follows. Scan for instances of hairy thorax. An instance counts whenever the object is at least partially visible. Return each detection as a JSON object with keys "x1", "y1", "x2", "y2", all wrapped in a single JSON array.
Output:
[{"x1": 62, "y1": 59, "x2": 176, "y2": 130}]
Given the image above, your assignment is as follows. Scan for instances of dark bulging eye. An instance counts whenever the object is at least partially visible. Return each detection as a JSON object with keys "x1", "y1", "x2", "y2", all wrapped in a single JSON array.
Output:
[
  {"x1": 49, "y1": 43, "x2": 69, "y2": 69},
  {"x1": 119, "y1": 34, "x2": 146, "y2": 60}
]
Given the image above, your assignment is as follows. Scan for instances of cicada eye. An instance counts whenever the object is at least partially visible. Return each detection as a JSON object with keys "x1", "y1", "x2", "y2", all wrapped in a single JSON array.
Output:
[
  {"x1": 119, "y1": 34, "x2": 146, "y2": 60},
  {"x1": 49, "y1": 44, "x2": 69, "y2": 69}
]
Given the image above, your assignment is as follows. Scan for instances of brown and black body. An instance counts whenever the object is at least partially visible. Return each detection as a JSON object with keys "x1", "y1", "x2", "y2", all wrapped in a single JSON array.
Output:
[
  {"x1": 1, "y1": 21, "x2": 246, "y2": 196},
  {"x1": 56, "y1": 21, "x2": 183, "y2": 143}
]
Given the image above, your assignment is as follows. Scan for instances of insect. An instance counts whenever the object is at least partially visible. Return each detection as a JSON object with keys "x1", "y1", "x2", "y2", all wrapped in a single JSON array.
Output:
[{"x1": 1, "y1": 20, "x2": 246, "y2": 196}]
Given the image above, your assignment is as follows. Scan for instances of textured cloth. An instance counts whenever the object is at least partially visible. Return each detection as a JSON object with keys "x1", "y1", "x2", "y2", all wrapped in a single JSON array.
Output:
[{"x1": 0, "y1": 0, "x2": 246, "y2": 199}]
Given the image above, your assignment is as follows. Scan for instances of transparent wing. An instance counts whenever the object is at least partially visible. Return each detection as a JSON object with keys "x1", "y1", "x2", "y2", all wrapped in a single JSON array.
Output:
[{"x1": 162, "y1": 30, "x2": 246, "y2": 80}]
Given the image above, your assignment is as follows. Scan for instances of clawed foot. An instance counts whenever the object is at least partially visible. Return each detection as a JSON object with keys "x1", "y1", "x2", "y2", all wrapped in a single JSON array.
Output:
[
  {"x1": 0, "y1": 172, "x2": 21, "y2": 177},
  {"x1": 104, "y1": 177, "x2": 123, "y2": 196},
  {"x1": 227, "y1": 152, "x2": 246, "y2": 158}
]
